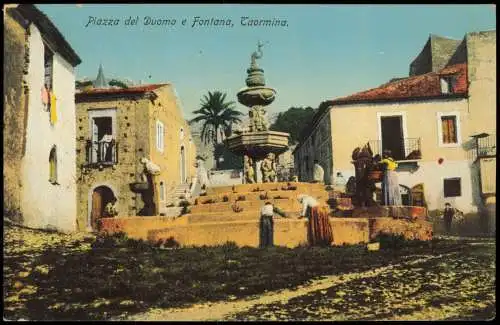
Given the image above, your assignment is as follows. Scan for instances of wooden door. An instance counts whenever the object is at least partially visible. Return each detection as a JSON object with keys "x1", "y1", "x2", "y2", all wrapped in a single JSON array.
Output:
[
  {"x1": 91, "y1": 189, "x2": 103, "y2": 230},
  {"x1": 381, "y1": 116, "x2": 405, "y2": 160}
]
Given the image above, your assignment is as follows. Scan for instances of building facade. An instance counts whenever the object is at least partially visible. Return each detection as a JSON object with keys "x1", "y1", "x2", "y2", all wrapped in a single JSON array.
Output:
[
  {"x1": 294, "y1": 31, "x2": 496, "y2": 232},
  {"x1": 4, "y1": 5, "x2": 81, "y2": 232},
  {"x1": 75, "y1": 82, "x2": 196, "y2": 231}
]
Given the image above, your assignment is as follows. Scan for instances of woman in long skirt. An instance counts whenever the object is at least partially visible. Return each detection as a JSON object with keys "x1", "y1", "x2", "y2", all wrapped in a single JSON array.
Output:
[
  {"x1": 381, "y1": 150, "x2": 402, "y2": 206},
  {"x1": 298, "y1": 195, "x2": 333, "y2": 246}
]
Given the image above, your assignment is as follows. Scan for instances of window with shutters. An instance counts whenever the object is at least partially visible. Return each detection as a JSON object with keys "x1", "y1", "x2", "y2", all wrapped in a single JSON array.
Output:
[
  {"x1": 437, "y1": 112, "x2": 461, "y2": 147},
  {"x1": 44, "y1": 43, "x2": 54, "y2": 91},
  {"x1": 440, "y1": 75, "x2": 457, "y2": 94}
]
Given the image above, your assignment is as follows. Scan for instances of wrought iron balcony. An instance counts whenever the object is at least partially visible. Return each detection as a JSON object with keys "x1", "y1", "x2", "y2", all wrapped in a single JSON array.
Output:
[
  {"x1": 85, "y1": 139, "x2": 118, "y2": 167},
  {"x1": 476, "y1": 133, "x2": 496, "y2": 158},
  {"x1": 368, "y1": 138, "x2": 422, "y2": 161}
]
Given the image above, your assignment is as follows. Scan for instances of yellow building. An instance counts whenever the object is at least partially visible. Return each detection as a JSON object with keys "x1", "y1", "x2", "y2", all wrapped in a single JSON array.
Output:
[
  {"x1": 294, "y1": 31, "x2": 496, "y2": 233},
  {"x1": 75, "y1": 75, "x2": 196, "y2": 231}
]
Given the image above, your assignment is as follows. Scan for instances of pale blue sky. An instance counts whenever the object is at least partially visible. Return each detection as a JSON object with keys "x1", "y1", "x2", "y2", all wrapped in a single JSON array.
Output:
[{"x1": 38, "y1": 4, "x2": 496, "y2": 120}]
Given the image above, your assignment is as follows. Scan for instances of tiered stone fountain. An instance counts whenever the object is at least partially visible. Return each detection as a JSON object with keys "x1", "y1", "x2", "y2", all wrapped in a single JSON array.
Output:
[{"x1": 226, "y1": 41, "x2": 290, "y2": 183}]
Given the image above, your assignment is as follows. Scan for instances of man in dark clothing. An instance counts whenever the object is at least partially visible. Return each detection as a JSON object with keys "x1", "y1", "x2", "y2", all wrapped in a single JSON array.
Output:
[{"x1": 259, "y1": 202, "x2": 287, "y2": 248}]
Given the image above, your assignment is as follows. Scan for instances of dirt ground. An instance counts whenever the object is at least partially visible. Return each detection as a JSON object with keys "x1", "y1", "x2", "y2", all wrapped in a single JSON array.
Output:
[{"x1": 3, "y1": 222, "x2": 495, "y2": 321}]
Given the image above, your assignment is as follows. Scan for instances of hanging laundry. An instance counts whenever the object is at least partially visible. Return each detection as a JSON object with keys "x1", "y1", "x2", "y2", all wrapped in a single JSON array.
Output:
[
  {"x1": 50, "y1": 92, "x2": 57, "y2": 125},
  {"x1": 41, "y1": 86, "x2": 49, "y2": 106}
]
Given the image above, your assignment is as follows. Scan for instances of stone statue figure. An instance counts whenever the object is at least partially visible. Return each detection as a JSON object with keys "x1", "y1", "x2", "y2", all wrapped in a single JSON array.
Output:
[
  {"x1": 261, "y1": 153, "x2": 277, "y2": 183},
  {"x1": 138, "y1": 157, "x2": 161, "y2": 216},
  {"x1": 351, "y1": 143, "x2": 378, "y2": 208},
  {"x1": 270, "y1": 154, "x2": 277, "y2": 182},
  {"x1": 250, "y1": 41, "x2": 265, "y2": 67},
  {"x1": 249, "y1": 105, "x2": 268, "y2": 132},
  {"x1": 244, "y1": 155, "x2": 255, "y2": 184},
  {"x1": 196, "y1": 158, "x2": 210, "y2": 189}
]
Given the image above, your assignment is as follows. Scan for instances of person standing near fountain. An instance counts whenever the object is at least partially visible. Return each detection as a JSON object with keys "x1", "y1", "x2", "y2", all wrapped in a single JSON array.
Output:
[
  {"x1": 381, "y1": 150, "x2": 402, "y2": 206},
  {"x1": 297, "y1": 194, "x2": 333, "y2": 246},
  {"x1": 259, "y1": 201, "x2": 288, "y2": 248}
]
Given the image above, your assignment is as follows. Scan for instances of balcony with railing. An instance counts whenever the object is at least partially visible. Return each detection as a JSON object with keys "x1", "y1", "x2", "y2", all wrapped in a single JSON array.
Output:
[
  {"x1": 368, "y1": 138, "x2": 422, "y2": 161},
  {"x1": 85, "y1": 139, "x2": 118, "y2": 167},
  {"x1": 475, "y1": 133, "x2": 496, "y2": 158}
]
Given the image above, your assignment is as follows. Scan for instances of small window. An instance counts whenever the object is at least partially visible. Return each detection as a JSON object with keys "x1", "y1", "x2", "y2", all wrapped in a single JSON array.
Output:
[
  {"x1": 49, "y1": 146, "x2": 57, "y2": 184},
  {"x1": 441, "y1": 115, "x2": 458, "y2": 144},
  {"x1": 44, "y1": 43, "x2": 54, "y2": 91},
  {"x1": 180, "y1": 128, "x2": 184, "y2": 140},
  {"x1": 440, "y1": 76, "x2": 456, "y2": 94},
  {"x1": 444, "y1": 178, "x2": 461, "y2": 197},
  {"x1": 156, "y1": 121, "x2": 164, "y2": 152},
  {"x1": 159, "y1": 181, "x2": 165, "y2": 201}
]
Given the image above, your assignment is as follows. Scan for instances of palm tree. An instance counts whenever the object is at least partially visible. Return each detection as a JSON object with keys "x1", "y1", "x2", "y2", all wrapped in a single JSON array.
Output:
[{"x1": 191, "y1": 91, "x2": 243, "y2": 145}]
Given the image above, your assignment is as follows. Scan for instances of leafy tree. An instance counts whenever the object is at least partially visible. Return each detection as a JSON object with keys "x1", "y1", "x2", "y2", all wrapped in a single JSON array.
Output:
[
  {"x1": 269, "y1": 106, "x2": 317, "y2": 144},
  {"x1": 75, "y1": 80, "x2": 93, "y2": 89},
  {"x1": 108, "y1": 79, "x2": 128, "y2": 89},
  {"x1": 190, "y1": 91, "x2": 243, "y2": 145}
]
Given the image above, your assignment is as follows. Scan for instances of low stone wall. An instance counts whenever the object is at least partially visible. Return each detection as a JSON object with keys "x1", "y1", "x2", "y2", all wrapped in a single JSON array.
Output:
[
  {"x1": 369, "y1": 218, "x2": 433, "y2": 241},
  {"x1": 99, "y1": 216, "x2": 187, "y2": 239},
  {"x1": 331, "y1": 218, "x2": 369, "y2": 246},
  {"x1": 351, "y1": 206, "x2": 428, "y2": 221},
  {"x1": 149, "y1": 219, "x2": 309, "y2": 248},
  {"x1": 99, "y1": 215, "x2": 432, "y2": 248}
]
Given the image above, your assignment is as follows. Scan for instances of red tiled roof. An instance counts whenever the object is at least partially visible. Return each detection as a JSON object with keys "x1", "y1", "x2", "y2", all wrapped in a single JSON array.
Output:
[
  {"x1": 329, "y1": 63, "x2": 467, "y2": 104},
  {"x1": 76, "y1": 83, "x2": 170, "y2": 96}
]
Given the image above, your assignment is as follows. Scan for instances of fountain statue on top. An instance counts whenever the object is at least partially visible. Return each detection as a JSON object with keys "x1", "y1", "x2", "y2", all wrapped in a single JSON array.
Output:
[{"x1": 226, "y1": 41, "x2": 290, "y2": 183}]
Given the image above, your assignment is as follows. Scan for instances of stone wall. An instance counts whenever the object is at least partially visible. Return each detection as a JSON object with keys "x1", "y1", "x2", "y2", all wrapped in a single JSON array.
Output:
[
  {"x1": 3, "y1": 10, "x2": 28, "y2": 222},
  {"x1": 76, "y1": 85, "x2": 197, "y2": 230},
  {"x1": 76, "y1": 96, "x2": 148, "y2": 230},
  {"x1": 430, "y1": 35, "x2": 462, "y2": 72},
  {"x1": 466, "y1": 31, "x2": 496, "y2": 136},
  {"x1": 100, "y1": 216, "x2": 432, "y2": 247},
  {"x1": 409, "y1": 37, "x2": 432, "y2": 76},
  {"x1": 409, "y1": 35, "x2": 461, "y2": 76},
  {"x1": 294, "y1": 111, "x2": 332, "y2": 184}
]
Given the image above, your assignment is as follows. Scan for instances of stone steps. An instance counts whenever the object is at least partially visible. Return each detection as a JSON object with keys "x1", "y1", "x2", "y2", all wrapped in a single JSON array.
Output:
[
  {"x1": 190, "y1": 198, "x2": 302, "y2": 214},
  {"x1": 183, "y1": 210, "x2": 302, "y2": 224},
  {"x1": 195, "y1": 189, "x2": 328, "y2": 205},
  {"x1": 206, "y1": 182, "x2": 326, "y2": 195},
  {"x1": 165, "y1": 183, "x2": 191, "y2": 206}
]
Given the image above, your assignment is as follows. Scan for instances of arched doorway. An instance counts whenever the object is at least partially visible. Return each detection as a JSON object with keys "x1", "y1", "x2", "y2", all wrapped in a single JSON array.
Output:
[
  {"x1": 90, "y1": 185, "x2": 115, "y2": 230},
  {"x1": 180, "y1": 146, "x2": 186, "y2": 183}
]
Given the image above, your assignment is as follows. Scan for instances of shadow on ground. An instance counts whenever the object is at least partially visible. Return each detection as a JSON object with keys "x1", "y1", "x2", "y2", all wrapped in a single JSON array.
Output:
[{"x1": 3, "y1": 226, "x2": 488, "y2": 321}]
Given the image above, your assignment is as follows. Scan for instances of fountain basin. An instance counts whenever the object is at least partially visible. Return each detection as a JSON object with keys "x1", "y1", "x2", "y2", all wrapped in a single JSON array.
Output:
[
  {"x1": 225, "y1": 130, "x2": 289, "y2": 159},
  {"x1": 237, "y1": 86, "x2": 276, "y2": 107}
]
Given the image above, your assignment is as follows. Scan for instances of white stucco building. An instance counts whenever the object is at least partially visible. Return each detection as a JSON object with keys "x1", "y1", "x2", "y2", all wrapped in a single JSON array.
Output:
[
  {"x1": 4, "y1": 5, "x2": 81, "y2": 232},
  {"x1": 294, "y1": 31, "x2": 496, "y2": 233}
]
